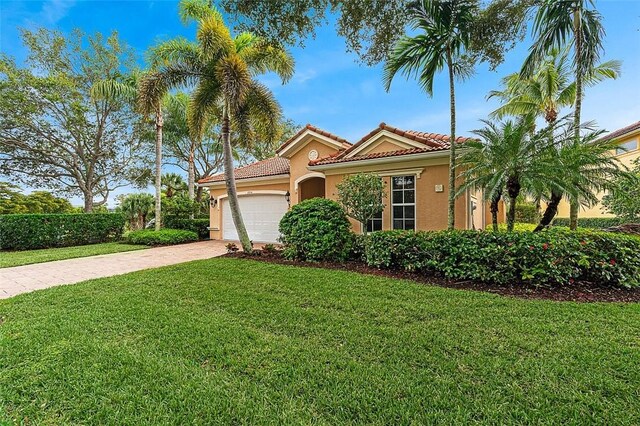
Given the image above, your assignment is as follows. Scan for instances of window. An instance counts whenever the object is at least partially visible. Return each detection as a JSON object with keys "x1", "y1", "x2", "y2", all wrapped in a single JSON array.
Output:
[
  {"x1": 616, "y1": 138, "x2": 638, "y2": 155},
  {"x1": 366, "y1": 210, "x2": 383, "y2": 233},
  {"x1": 392, "y1": 176, "x2": 416, "y2": 230}
]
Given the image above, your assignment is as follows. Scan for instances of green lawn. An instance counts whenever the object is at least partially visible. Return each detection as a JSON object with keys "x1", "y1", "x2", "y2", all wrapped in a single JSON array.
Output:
[
  {"x1": 1, "y1": 258, "x2": 639, "y2": 424},
  {"x1": 0, "y1": 242, "x2": 146, "y2": 268}
]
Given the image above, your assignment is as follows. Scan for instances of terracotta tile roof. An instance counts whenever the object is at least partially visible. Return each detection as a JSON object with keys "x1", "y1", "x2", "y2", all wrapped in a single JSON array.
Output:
[
  {"x1": 597, "y1": 121, "x2": 640, "y2": 142},
  {"x1": 198, "y1": 157, "x2": 289, "y2": 184},
  {"x1": 310, "y1": 147, "x2": 443, "y2": 166},
  {"x1": 276, "y1": 124, "x2": 351, "y2": 153},
  {"x1": 311, "y1": 122, "x2": 472, "y2": 166}
]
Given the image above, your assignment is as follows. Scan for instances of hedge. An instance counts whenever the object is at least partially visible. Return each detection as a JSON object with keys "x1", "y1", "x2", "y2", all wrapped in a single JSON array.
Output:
[
  {"x1": 123, "y1": 229, "x2": 198, "y2": 246},
  {"x1": 163, "y1": 216, "x2": 210, "y2": 239},
  {"x1": 364, "y1": 229, "x2": 640, "y2": 288},
  {"x1": 0, "y1": 213, "x2": 125, "y2": 250},
  {"x1": 552, "y1": 217, "x2": 628, "y2": 229}
]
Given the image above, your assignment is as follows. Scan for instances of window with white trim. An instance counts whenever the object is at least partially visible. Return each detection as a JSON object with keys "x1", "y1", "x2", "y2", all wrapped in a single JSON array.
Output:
[
  {"x1": 366, "y1": 210, "x2": 383, "y2": 233},
  {"x1": 392, "y1": 176, "x2": 415, "y2": 230},
  {"x1": 615, "y1": 138, "x2": 638, "y2": 155}
]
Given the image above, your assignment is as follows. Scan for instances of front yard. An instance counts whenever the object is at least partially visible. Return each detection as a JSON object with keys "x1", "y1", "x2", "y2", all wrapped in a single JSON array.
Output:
[
  {"x1": 0, "y1": 242, "x2": 147, "y2": 268},
  {"x1": 1, "y1": 258, "x2": 639, "y2": 424}
]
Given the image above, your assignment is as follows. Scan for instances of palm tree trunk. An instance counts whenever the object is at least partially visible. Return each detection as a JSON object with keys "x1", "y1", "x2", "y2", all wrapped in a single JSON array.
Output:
[
  {"x1": 570, "y1": 5, "x2": 583, "y2": 231},
  {"x1": 490, "y1": 190, "x2": 502, "y2": 232},
  {"x1": 446, "y1": 50, "x2": 456, "y2": 230},
  {"x1": 506, "y1": 176, "x2": 520, "y2": 232},
  {"x1": 534, "y1": 190, "x2": 562, "y2": 232},
  {"x1": 222, "y1": 106, "x2": 252, "y2": 252},
  {"x1": 188, "y1": 139, "x2": 196, "y2": 219},
  {"x1": 154, "y1": 105, "x2": 163, "y2": 231}
]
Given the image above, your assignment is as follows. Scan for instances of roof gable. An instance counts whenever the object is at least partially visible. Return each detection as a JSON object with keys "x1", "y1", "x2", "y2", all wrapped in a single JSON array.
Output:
[{"x1": 276, "y1": 124, "x2": 351, "y2": 158}]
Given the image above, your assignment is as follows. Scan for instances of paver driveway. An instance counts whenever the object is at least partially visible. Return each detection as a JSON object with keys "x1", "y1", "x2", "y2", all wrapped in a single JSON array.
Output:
[{"x1": 0, "y1": 240, "x2": 228, "y2": 299}]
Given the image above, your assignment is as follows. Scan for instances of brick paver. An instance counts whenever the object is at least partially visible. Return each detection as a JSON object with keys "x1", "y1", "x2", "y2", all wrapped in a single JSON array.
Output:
[{"x1": 0, "y1": 240, "x2": 228, "y2": 299}]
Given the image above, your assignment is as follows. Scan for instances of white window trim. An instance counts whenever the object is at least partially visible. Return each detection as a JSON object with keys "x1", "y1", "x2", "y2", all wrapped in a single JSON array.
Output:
[{"x1": 391, "y1": 175, "x2": 416, "y2": 231}]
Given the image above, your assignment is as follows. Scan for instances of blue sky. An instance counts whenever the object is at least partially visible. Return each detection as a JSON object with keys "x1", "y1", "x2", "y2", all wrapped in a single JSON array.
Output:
[{"x1": 1, "y1": 0, "x2": 639, "y2": 205}]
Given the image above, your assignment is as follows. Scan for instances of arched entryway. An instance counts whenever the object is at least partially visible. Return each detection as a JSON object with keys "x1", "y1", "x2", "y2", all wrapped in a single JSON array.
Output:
[{"x1": 295, "y1": 172, "x2": 326, "y2": 202}]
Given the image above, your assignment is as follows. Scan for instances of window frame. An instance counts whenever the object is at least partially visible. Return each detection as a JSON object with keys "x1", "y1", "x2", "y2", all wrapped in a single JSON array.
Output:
[
  {"x1": 391, "y1": 175, "x2": 416, "y2": 231},
  {"x1": 365, "y1": 210, "x2": 383, "y2": 233},
  {"x1": 615, "y1": 138, "x2": 638, "y2": 155}
]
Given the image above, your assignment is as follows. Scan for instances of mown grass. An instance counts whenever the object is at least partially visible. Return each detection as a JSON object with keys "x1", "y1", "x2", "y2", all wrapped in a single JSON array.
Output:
[
  {"x1": 0, "y1": 242, "x2": 146, "y2": 268},
  {"x1": 1, "y1": 258, "x2": 639, "y2": 424}
]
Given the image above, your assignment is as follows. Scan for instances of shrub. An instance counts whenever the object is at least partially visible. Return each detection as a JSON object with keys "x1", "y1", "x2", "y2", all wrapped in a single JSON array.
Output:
[
  {"x1": 279, "y1": 198, "x2": 353, "y2": 261},
  {"x1": 0, "y1": 213, "x2": 125, "y2": 250},
  {"x1": 225, "y1": 242, "x2": 239, "y2": 253},
  {"x1": 163, "y1": 217, "x2": 210, "y2": 239},
  {"x1": 262, "y1": 243, "x2": 279, "y2": 255},
  {"x1": 515, "y1": 202, "x2": 539, "y2": 223},
  {"x1": 365, "y1": 229, "x2": 640, "y2": 288},
  {"x1": 123, "y1": 229, "x2": 198, "y2": 246},
  {"x1": 552, "y1": 217, "x2": 627, "y2": 229}
]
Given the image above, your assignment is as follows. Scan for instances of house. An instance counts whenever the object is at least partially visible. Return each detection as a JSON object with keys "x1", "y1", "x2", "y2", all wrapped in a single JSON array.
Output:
[
  {"x1": 198, "y1": 123, "x2": 496, "y2": 243},
  {"x1": 556, "y1": 120, "x2": 640, "y2": 218}
]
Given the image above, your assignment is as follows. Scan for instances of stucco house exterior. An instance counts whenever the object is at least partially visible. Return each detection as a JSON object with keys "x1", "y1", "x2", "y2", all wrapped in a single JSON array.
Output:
[
  {"x1": 556, "y1": 120, "x2": 640, "y2": 218},
  {"x1": 198, "y1": 123, "x2": 496, "y2": 243}
]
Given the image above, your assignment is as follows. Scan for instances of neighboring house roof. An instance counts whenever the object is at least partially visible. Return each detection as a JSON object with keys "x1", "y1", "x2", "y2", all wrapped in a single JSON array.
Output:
[
  {"x1": 276, "y1": 124, "x2": 352, "y2": 154},
  {"x1": 311, "y1": 122, "x2": 473, "y2": 166},
  {"x1": 597, "y1": 120, "x2": 640, "y2": 142},
  {"x1": 197, "y1": 157, "x2": 290, "y2": 184}
]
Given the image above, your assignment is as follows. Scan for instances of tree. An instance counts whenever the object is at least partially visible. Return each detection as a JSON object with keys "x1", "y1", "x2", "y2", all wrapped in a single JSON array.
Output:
[
  {"x1": 117, "y1": 193, "x2": 154, "y2": 230},
  {"x1": 140, "y1": 0, "x2": 294, "y2": 252},
  {"x1": 0, "y1": 29, "x2": 150, "y2": 212},
  {"x1": 336, "y1": 173, "x2": 386, "y2": 235},
  {"x1": 384, "y1": 0, "x2": 475, "y2": 230},
  {"x1": 522, "y1": 0, "x2": 613, "y2": 230},
  {"x1": 161, "y1": 173, "x2": 187, "y2": 198},
  {"x1": 602, "y1": 158, "x2": 640, "y2": 223},
  {"x1": 0, "y1": 182, "x2": 74, "y2": 214},
  {"x1": 220, "y1": 0, "x2": 533, "y2": 66}
]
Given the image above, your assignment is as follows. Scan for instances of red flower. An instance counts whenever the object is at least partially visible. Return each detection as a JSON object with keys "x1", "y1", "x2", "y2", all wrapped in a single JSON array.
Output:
[
  {"x1": 542, "y1": 243, "x2": 549, "y2": 250},
  {"x1": 569, "y1": 278, "x2": 575, "y2": 284},
  {"x1": 529, "y1": 245, "x2": 534, "y2": 250},
  {"x1": 580, "y1": 240, "x2": 587, "y2": 245},
  {"x1": 610, "y1": 259, "x2": 616, "y2": 265}
]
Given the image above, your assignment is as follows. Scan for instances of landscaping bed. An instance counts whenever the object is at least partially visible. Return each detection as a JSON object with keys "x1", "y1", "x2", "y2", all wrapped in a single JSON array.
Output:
[{"x1": 227, "y1": 250, "x2": 640, "y2": 303}]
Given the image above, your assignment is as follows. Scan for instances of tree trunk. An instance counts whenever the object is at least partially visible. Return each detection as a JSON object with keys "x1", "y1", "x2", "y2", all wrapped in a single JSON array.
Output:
[
  {"x1": 446, "y1": 50, "x2": 456, "y2": 230},
  {"x1": 83, "y1": 191, "x2": 93, "y2": 213},
  {"x1": 506, "y1": 176, "x2": 520, "y2": 232},
  {"x1": 489, "y1": 190, "x2": 502, "y2": 232},
  {"x1": 222, "y1": 106, "x2": 252, "y2": 252},
  {"x1": 534, "y1": 190, "x2": 562, "y2": 232},
  {"x1": 155, "y1": 105, "x2": 163, "y2": 231},
  {"x1": 188, "y1": 139, "x2": 196, "y2": 219},
  {"x1": 571, "y1": 5, "x2": 583, "y2": 231}
]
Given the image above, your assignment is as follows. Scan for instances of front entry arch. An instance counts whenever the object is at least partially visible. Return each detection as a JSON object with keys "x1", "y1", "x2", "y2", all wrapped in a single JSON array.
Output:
[{"x1": 295, "y1": 172, "x2": 326, "y2": 202}]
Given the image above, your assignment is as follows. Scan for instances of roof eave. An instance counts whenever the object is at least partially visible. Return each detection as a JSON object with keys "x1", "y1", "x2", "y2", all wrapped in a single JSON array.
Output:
[{"x1": 308, "y1": 149, "x2": 450, "y2": 171}]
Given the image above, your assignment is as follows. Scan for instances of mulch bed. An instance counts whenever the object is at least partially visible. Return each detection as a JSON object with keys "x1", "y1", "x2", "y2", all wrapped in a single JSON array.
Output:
[{"x1": 225, "y1": 251, "x2": 640, "y2": 303}]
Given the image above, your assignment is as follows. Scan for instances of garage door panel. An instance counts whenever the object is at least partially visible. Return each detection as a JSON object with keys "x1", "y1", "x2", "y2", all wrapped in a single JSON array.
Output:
[{"x1": 222, "y1": 194, "x2": 288, "y2": 243}]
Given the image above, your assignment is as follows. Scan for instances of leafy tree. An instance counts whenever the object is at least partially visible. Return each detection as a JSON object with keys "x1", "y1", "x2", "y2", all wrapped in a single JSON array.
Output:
[
  {"x1": 522, "y1": 0, "x2": 614, "y2": 230},
  {"x1": 0, "y1": 29, "x2": 150, "y2": 212},
  {"x1": 117, "y1": 193, "x2": 154, "y2": 230},
  {"x1": 140, "y1": 0, "x2": 294, "y2": 252},
  {"x1": 602, "y1": 158, "x2": 640, "y2": 223},
  {"x1": 384, "y1": 0, "x2": 475, "y2": 230},
  {"x1": 336, "y1": 173, "x2": 386, "y2": 235},
  {"x1": 161, "y1": 173, "x2": 187, "y2": 198},
  {"x1": 0, "y1": 182, "x2": 74, "y2": 214},
  {"x1": 220, "y1": 0, "x2": 533, "y2": 66}
]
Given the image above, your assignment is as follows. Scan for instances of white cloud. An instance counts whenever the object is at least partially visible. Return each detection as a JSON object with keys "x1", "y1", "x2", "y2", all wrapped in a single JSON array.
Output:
[{"x1": 37, "y1": 0, "x2": 76, "y2": 25}]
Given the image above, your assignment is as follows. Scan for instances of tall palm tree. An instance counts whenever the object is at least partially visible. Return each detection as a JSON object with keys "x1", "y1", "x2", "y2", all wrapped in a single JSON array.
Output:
[
  {"x1": 91, "y1": 72, "x2": 165, "y2": 231},
  {"x1": 139, "y1": 0, "x2": 293, "y2": 252},
  {"x1": 522, "y1": 0, "x2": 612, "y2": 229},
  {"x1": 383, "y1": 0, "x2": 474, "y2": 230}
]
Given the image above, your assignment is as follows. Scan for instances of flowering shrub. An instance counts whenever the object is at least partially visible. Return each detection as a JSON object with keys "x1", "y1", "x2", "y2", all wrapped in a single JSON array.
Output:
[{"x1": 365, "y1": 229, "x2": 640, "y2": 288}]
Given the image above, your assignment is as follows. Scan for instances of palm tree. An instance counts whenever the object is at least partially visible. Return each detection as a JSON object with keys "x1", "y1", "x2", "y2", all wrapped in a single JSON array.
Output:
[
  {"x1": 383, "y1": 0, "x2": 474, "y2": 230},
  {"x1": 161, "y1": 172, "x2": 187, "y2": 198},
  {"x1": 91, "y1": 72, "x2": 165, "y2": 231},
  {"x1": 522, "y1": 0, "x2": 613, "y2": 229},
  {"x1": 139, "y1": 0, "x2": 294, "y2": 252}
]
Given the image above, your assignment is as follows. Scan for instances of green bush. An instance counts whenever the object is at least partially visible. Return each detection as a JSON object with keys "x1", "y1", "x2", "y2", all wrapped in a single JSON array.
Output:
[
  {"x1": 365, "y1": 229, "x2": 640, "y2": 288},
  {"x1": 552, "y1": 217, "x2": 627, "y2": 229},
  {"x1": 123, "y1": 229, "x2": 198, "y2": 246},
  {"x1": 163, "y1": 217, "x2": 210, "y2": 239},
  {"x1": 515, "y1": 202, "x2": 539, "y2": 223},
  {"x1": 0, "y1": 213, "x2": 125, "y2": 250},
  {"x1": 279, "y1": 198, "x2": 353, "y2": 261}
]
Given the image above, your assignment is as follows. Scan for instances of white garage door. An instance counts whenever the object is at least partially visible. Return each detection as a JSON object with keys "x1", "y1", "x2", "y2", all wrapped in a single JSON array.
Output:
[{"x1": 222, "y1": 193, "x2": 288, "y2": 243}]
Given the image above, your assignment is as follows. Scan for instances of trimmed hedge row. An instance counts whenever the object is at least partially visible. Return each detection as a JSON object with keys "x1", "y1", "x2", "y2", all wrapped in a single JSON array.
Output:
[
  {"x1": 362, "y1": 229, "x2": 640, "y2": 288},
  {"x1": 552, "y1": 217, "x2": 627, "y2": 229},
  {"x1": 123, "y1": 229, "x2": 198, "y2": 246},
  {"x1": 0, "y1": 214, "x2": 125, "y2": 250},
  {"x1": 163, "y1": 217, "x2": 210, "y2": 239}
]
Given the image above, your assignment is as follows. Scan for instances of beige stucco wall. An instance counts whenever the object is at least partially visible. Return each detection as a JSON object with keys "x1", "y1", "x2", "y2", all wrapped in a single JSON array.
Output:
[
  {"x1": 288, "y1": 139, "x2": 343, "y2": 204},
  {"x1": 556, "y1": 133, "x2": 639, "y2": 218},
  {"x1": 207, "y1": 180, "x2": 289, "y2": 240}
]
